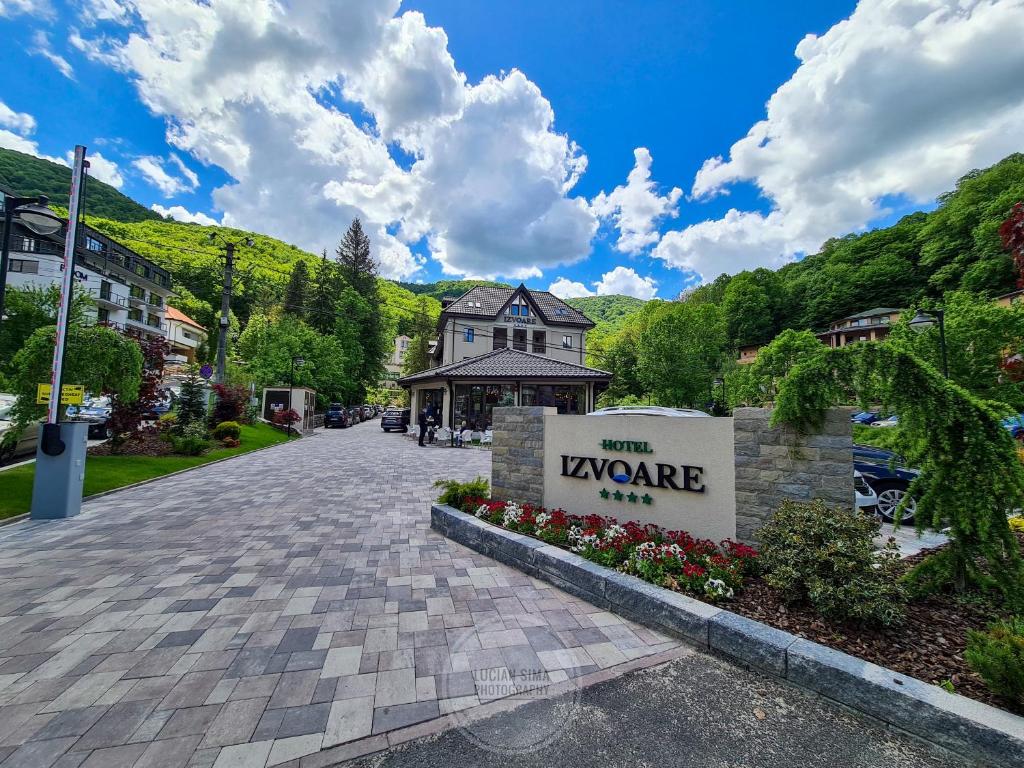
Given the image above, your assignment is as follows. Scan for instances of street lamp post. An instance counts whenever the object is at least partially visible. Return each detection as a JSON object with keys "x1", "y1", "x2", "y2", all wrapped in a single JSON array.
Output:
[
  {"x1": 288, "y1": 356, "x2": 305, "y2": 437},
  {"x1": 909, "y1": 308, "x2": 949, "y2": 378},
  {"x1": 207, "y1": 233, "x2": 255, "y2": 385},
  {"x1": 0, "y1": 194, "x2": 63, "y2": 338},
  {"x1": 713, "y1": 376, "x2": 726, "y2": 415}
]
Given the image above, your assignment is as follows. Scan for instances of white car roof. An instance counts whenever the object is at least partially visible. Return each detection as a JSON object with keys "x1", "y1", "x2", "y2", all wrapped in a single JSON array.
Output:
[{"x1": 588, "y1": 406, "x2": 710, "y2": 417}]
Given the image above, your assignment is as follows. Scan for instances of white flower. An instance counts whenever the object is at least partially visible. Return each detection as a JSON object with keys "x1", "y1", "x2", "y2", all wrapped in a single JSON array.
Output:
[
  {"x1": 502, "y1": 502, "x2": 523, "y2": 527},
  {"x1": 535, "y1": 512, "x2": 551, "y2": 530},
  {"x1": 475, "y1": 504, "x2": 490, "y2": 518},
  {"x1": 704, "y1": 578, "x2": 734, "y2": 599}
]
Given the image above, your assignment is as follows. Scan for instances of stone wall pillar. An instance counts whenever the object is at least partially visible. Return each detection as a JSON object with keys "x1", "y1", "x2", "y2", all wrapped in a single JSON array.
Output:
[
  {"x1": 491, "y1": 406, "x2": 555, "y2": 505},
  {"x1": 733, "y1": 407, "x2": 855, "y2": 543}
]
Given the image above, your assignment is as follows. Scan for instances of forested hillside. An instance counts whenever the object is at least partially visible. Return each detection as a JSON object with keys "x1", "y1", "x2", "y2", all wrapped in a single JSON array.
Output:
[
  {"x1": 687, "y1": 153, "x2": 1024, "y2": 347},
  {"x1": 395, "y1": 279, "x2": 510, "y2": 301},
  {"x1": 0, "y1": 148, "x2": 160, "y2": 223}
]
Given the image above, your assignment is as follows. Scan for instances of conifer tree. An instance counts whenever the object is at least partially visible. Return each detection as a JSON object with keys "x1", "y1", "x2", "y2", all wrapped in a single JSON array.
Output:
[
  {"x1": 308, "y1": 250, "x2": 345, "y2": 335},
  {"x1": 336, "y1": 219, "x2": 386, "y2": 389},
  {"x1": 283, "y1": 260, "x2": 310, "y2": 318}
]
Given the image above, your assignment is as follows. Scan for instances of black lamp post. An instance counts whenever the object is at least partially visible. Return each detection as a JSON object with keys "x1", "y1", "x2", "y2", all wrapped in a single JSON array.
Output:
[
  {"x1": 288, "y1": 356, "x2": 305, "y2": 437},
  {"x1": 909, "y1": 308, "x2": 949, "y2": 378},
  {"x1": 0, "y1": 194, "x2": 63, "y2": 338}
]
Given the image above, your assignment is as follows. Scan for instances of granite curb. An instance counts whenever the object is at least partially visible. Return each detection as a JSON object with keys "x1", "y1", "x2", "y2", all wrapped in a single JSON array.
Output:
[{"x1": 432, "y1": 503, "x2": 1024, "y2": 768}]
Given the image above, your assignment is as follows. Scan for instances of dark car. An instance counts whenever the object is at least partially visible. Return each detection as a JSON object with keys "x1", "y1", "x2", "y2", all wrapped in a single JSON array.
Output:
[
  {"x1": 850, "y1": 410, "x2": 882, "y2": 425},
  {"x1": 75, "y1": 405, "x2": 114, "y2": 439},
  {"x1": 853, "y1": 444, "x2": 921, "y2": 524},
  {"x1": 324, "y1": 403, "x2": 349, "y2": 429},
  {"x1": 381, "y1": 407, "x2": 410, "y2": 433}
]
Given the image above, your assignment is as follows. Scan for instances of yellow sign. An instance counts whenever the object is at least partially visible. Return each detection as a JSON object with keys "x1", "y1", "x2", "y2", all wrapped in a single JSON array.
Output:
[{"x1": 36, "y1": 384, "x2": 86, "y2": 406}]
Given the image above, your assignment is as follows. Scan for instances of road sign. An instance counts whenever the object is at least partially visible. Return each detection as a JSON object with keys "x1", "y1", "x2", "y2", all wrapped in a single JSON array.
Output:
[{"x1": 36, "y1": 384, "x2": 85, "y2": 406}]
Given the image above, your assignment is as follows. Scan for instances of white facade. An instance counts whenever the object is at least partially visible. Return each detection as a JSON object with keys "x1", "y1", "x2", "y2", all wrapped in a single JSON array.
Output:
[
  {"x1": 381, "y1": 334, "x2": 410, "y2": 389},
  {"x1": 4, "y1": 219, "x2": 172, "y2": 341},
  {"x1": 165, "y1": 307, "x2": 207, "y2": 363}
]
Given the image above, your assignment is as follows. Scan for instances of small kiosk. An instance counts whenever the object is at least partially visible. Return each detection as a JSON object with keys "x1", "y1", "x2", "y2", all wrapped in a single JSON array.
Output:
[{"x1": 261, "y1": 386, "x2": 317, "y2": 433}]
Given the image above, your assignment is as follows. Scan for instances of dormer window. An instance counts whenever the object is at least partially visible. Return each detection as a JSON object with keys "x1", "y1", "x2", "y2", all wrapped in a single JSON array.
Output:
[{"x1": 510, "y1": 295, "x2": 529, "y2": 317}]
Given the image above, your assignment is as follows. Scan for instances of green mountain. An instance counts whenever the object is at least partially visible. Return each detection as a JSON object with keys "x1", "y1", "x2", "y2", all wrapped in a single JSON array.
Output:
[
  {"x1": 395, "y1": 279, "x2": 510, "y2": 301},
  {"x1": 0, "y1": 147, "x2": 160, "y2": 223},
  {"x1": 566, "y1": 295, "x2": 646, "y2": 329}
]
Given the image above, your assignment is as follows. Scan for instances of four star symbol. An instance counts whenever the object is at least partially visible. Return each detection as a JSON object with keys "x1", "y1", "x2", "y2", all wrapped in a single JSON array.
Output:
[{"x1": 600, "y1": 488, "x2": 655, "y2": 506}]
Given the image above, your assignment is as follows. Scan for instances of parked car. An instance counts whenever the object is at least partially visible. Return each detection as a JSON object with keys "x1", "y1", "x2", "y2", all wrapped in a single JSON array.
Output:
[
  {"x1": 348, "y1": 406, "x2": 363, "y2": 424},
  {"x1": 361, "y1": 405, "x2": 376, "y2": 420},
  {"x1": 854, "y1": 444, "x2": 920, "y2": 524},
  {"x1": 588, "y1": 405, "x2": 711, "y2": 417},
  {"x1": 381, "y1": 407, "x2": 411, "y2": 432},
  {"x1": 850, "y1": 410, "x2": 882, "y2": 425},
  {"x1": 74, "y1": 405, "x2": 114, "y2": 439},
  {"x1": 869, "y1": 415, "x2": 899, "y2": 428},
  {"x1": 324, "y1": 403, "x2": 350, "y2": 429},
  {"x1": 854, "y1": 470, "x2": 878, "y2": 512},
  {"x1": 0, "y1": 399, "x2": 39, "y2": 462}
]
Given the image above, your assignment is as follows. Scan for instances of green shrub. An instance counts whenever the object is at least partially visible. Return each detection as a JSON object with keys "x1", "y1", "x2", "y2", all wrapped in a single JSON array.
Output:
[
  {"x1": 170, "y1": 420, "x2": 209, "y2": 455},
  {"x1": 157, "y1": 412, "x2": 177, "y2": 433},
  {"x1": 434, "y1": 477, "x2": 490, "y2": 508},
  {"x1": 212, "y1": 421, "x2": 241, "y2": 441},
  {"x1": 757, "y1": 499, "x2": 906, "y2": 626},
  {"x1": 965, "y1": 616, "x2": 1024, "y2": 708}
]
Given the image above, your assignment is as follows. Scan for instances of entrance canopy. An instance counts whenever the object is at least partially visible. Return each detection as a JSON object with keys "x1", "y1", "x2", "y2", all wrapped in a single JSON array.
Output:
[{"x1": 398, "y1": 348, "x2": 612, "y2": 430}]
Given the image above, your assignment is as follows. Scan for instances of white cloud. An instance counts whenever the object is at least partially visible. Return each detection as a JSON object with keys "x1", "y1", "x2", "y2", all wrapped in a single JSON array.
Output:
[
  {"x1": 0, "y1": 129, "x2": 43, "y2": 155},
  {"x1": 0, "y1": 0, "x2": 52, "y2": 19},
  {"x1": 655, "y1": 0, "x2": 1024, "y2": 283},
  {"x1": 151, "y1": 203, "x2": 219, "y2": 226},
  {"x1": 0, "y1": 101, "x2": 35, "y2": 134},
  {"x1": 79, "y1": 151, "x2": 123, "y2": 188},
  {"x1": 594, "y1": 266, "x2": 657, "y2": 299},
  {"x1": 548, "y1": 266, "x2": 658, "y2": 300},
  {"x1": 76, "y1": 0, "x2": 597, "y2": 282},
  {"x1": 547, "y1": 277, "x2": 593, "y2": 299},
  {"x1": 591, "y1": 148, "x2": 681, "y2": 254},
  {"x1": 132, "y1": 155, "x2": 198, "y2": 196},
  {"x1": 80, "y1": 0, "x2": 132, "y2": 25},
  {"x1": 29, "y1": 31, "x2": 74, "y2": 80}
]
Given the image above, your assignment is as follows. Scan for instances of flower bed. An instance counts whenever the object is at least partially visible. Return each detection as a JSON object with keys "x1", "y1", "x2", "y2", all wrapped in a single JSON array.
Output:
[{"x1": 462, "y1": 497, "x2": 758, "y2": 602}]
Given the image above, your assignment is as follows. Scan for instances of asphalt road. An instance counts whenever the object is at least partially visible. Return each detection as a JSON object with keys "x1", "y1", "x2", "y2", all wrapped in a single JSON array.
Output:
[{"x1": 341, "y1": 652, "x2": 976, "y2": 768}]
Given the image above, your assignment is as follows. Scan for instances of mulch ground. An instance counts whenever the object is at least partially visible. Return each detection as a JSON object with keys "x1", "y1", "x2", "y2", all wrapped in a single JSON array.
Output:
[{"x1": 727, "y1": 533, "x2": 1024, "y2": 713}]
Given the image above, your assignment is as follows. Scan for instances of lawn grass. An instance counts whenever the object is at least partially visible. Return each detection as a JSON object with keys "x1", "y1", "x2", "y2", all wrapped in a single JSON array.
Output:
[{"x1": 0, "y1": 422, "x2": 292, "y2": 520}]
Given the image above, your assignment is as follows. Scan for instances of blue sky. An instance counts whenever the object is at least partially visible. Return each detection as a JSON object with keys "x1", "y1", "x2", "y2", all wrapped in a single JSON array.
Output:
[{"x1": 1, "y1": 1, "x2": 1022, "y2": 299}]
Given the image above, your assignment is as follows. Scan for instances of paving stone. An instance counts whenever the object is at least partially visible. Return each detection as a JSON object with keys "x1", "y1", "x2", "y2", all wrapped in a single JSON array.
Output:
[
  {"x1": 0, "y1": 423, "x2": 677, "y2": 768},
  {"x1": 78, "y1": 742, "x2": 148, "y2": 768},
  {"x1": 198, "y1": 697, "x2": 268, "y2": 748}
]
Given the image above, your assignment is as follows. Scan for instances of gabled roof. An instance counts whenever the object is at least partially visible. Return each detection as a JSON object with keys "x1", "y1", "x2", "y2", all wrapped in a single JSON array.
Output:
[
  {"x1": 835, "y1": 307, "x2": 904, "y2": 321},
  {"x1": 397, "y1": 348, "x2": 611, "y2": 384},
  {"x1": 165, "y1": 306, "x2": 205, "y2": 330},
  {"x1": 440, "y1": 283, "x2": 594, "y2": 328}
]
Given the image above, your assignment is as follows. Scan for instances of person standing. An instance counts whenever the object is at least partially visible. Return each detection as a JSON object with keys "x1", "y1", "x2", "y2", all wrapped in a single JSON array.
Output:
[{"x1": 419, "y1": 402, "x2": 437, "y2": 447}]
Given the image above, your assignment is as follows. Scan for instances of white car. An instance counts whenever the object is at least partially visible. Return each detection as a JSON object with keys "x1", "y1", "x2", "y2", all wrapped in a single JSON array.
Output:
[
  {"x1": 588, "y1": 405, "x2": 710, "y2": 417},
  {"x1": 870, "y1": 415, "x2": 899, "y2": 428},
  {"x1": 854, "y1": 470, "x2": 878, "y2": 512},
  {"x1": 0, "y1": 399, "x2": 40, "y2": 463}
]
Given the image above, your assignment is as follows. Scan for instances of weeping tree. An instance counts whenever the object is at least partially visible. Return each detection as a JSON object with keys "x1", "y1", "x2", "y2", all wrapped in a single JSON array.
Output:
[{"x1": 773, "y1": 343, "x2": 1024, "y2": 606}]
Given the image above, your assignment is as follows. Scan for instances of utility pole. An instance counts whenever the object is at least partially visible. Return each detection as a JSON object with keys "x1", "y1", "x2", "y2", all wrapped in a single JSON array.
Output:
[
  {"x1": 208, "y1": 234, "x2": 252, "y2": 384},
  {"x1": 216, "y1": 241, "x2": 233, "y2": 384}
]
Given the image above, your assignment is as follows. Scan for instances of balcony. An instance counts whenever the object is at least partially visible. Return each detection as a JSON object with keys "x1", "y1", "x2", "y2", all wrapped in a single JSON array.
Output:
[
  {"x1": 127, "y1": 291, "x2": 147, "y2": 307},
  {"x1": 93, "y1": 288, "x2": 127, "y2": 309},
  {"x1": 126, "y1": 315, "x2": 167, "y2": 333}
]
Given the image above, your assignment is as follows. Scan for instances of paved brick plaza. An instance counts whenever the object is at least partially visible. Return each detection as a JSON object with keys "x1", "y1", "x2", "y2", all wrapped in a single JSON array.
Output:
[{"x1": 0, "y1": 423, "x2": 679, "y2": 768}]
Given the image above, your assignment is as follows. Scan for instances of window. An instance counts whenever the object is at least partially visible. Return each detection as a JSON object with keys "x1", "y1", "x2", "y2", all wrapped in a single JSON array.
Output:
[
  {"x1": 493, "y1": 327, "x2": 507, "y2": 350},
  {"x1": 148, "y1": 293, "x2": 163, "y2": 307},
  {"x1": 99, "y1": 281, "x2": 112, "y2": 301},
  {"x1": 19, "y1": 238, "x2": 38, "y2": 253},
  {"x1": 509, "y1": 294, "x2": 529, "y2": 317},
  {"x1": 513, "y1": 328, "x2": 527, "y2": 351},
  {"x1": 97, "y1": 308, "x2": 109, "y2": 323},
  {"x1": 147, "y1": 313, "x2": 160, "y2": 328},
  {"x1": 8, "y1": 259, "x2": 39, "y2": 274},
  {"x1": 463, "y1": 328, "x2": 475, "y2": 343},
  {"x1": 532, "y1": 330, "x2": 546, "y2": 354},
  {"x1": 128, "y1": 308, "x2": 143, "y2": 322},
  {"x1": 85, "y1": 236, "x2": 103, "y2": 252},
  {"x1": 562, "y1": 335, "x2": 573, "y2": 349}
]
